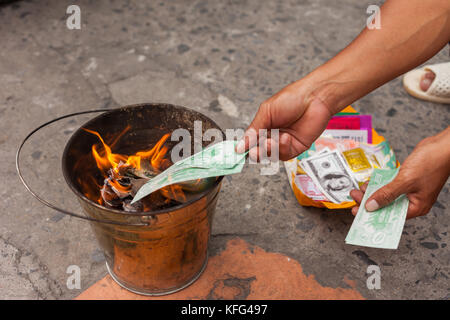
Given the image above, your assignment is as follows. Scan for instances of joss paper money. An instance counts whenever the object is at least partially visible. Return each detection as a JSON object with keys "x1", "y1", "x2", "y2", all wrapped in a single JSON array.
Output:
[
  {"x1": 345, "y1": 168, "x2": 409, "y2": 249},
  {"x1": 132, "y1": 140, "x2": 247, "y2": 203},
  {"x1": 300, "y1": 150, "x2": 359, "y2": 204}
]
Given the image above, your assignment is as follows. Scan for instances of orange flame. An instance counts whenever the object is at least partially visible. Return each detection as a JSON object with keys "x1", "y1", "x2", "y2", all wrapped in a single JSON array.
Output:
[
  {"x1": 83, "y1": 128, "x2": 170, "y2": 174},
  {"x1": 84, "y1": 128, "x2": 127, "y2": 171},
  {"x1": 108, "y1": 179, "x2": 131, "y2": 194},
  {"x1": 160, "y1": 184, "x2": 187, "y2": 203},
  {"x1": 83, "y1": 128, "x2": 184, "y2": 206}
]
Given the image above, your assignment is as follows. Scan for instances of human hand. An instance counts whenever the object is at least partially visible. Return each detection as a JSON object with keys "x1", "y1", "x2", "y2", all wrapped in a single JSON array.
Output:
[
  {"x1": 350, "y1": 129, "x2": 450, "y2": 219},
  {"x1": 235, "y1": 80, "x2": 334, "y2": 161}
]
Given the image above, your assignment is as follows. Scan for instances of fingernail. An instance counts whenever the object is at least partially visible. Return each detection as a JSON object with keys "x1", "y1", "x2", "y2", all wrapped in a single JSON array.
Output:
[
  {"x1": 236, "y1": 139, "x2": 245, "y2": 153},
  {"x1": 365, "y1": 199, "x2": 379, "y2": 212}
]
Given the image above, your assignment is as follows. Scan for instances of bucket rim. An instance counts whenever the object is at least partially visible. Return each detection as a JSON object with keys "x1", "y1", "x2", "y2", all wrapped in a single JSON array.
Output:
[{"x1": 61, "y1": 102, "x2": 225, "y2": 217}]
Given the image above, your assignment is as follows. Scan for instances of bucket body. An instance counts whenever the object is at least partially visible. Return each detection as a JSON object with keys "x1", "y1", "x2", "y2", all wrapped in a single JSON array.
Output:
[
  {"x1": 78, "y1": 182, "x2": 220, "y2": 295},
  {"x1": 62, "y1": 103, "x2": 224, "y2": 295}
]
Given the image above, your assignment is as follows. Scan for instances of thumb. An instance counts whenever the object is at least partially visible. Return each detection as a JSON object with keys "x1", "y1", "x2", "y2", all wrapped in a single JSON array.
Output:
[{"x1": 365, "y1": 178, "x2": 407, "y2": 212}]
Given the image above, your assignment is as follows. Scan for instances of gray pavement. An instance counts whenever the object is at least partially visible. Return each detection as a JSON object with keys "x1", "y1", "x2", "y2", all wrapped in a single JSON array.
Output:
[{"x1": 0, "y1": 0, "x2": 449, "y2": 299}]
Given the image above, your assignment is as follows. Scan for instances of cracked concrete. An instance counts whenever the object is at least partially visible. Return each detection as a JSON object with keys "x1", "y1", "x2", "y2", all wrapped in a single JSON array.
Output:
[
  {"x1": 0, "y1": 236, "x2": 62, "y2": 299},
  {"x1": 1, "y1": 0, "x2": 449, "y2": 299}
]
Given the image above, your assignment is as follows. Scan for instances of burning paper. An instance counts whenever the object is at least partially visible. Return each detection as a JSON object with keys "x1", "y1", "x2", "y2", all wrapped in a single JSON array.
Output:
[
  {"x1": 83, "y1": 128, "x2": 191, "y2": 212},
  {"x1": 132, "y1": 140, "x2": 247, "y2": 204}
]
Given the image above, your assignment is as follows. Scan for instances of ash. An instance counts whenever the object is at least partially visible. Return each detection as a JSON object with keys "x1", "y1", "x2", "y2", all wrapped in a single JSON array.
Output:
[{"x1": 99, "y1": 163, "x2": 181, "y2": 212}]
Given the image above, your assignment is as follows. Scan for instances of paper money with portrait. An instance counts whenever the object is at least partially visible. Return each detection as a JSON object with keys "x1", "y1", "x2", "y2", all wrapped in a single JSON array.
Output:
[{"x1": 300, "y1": 150, "x2": 359, "y2": 204}]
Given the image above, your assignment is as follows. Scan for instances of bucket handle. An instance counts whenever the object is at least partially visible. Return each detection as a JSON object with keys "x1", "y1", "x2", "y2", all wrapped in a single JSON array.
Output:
[{"x1": 15, "y1": 109, "x2": 150, "y2": 226}]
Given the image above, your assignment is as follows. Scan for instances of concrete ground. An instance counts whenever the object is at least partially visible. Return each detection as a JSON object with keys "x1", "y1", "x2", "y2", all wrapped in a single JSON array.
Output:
[{"x1": 0, "y1": 0, "x2": 449, "y2": 300}]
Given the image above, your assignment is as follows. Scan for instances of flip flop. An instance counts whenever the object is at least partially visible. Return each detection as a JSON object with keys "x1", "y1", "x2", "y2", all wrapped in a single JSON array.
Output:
[{"x1": 402, "y1": 62, "x2": 450, "y2": 104}]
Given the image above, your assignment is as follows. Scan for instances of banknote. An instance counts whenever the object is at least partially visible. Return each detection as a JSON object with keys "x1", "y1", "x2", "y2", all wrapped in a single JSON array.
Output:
[
  {"x1": 297, "y1": 147, "x2": 332, "y2": 178},
  {"x1": 345, "y1": 168, "x2": 409, "y2": 249},
  {"x1": 165, "y1": 139, "x2": 247, "y2": 173},
  {"x1": 294, "y1": 174, "x2": 328, "y2": 201},
  {"x1": 131, "y1": 140, "x2": 247, "y2": 203},
  {"x1": 300, "y1": 150, "x2": 359, "y2": 204}
]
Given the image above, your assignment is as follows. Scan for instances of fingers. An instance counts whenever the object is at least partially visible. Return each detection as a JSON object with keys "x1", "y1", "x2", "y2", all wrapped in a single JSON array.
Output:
[
  {"x1": 350, "y1": 181, "x2": 370, "y2": 216},
  {"x1": 364, "y1": 178, "x2": 408, "y2": 212},
  {"x1": 240, "y1": 127, "x2": 308, "y2": 161},
  {"x1": 350, "y1": 189, "x2": 364, "y2": 204},
  {"x1": 350, "y1": 181, "x2": 368, "y2": 205},
  {"x1": 278, "y1": 132, "x2": 308, "y2": 161},
  {"x1": 405, "y1": 196, "x2": 434, "y2": 220},
  {"x1": 349, "y1": 176, "x2": 432, "y2": 220},
  {"x1": 247, "y1": 135, "x2": 274, "y2": 162},
  {"x1": 236, "y1": 128, "x2": 258, "y2": 154},
  {"x1": 406, "y1": 201, "x2": 422, "y2": 220},
  {"x1": 360, "y1": 182, "x2": 368, "y2": 192}
]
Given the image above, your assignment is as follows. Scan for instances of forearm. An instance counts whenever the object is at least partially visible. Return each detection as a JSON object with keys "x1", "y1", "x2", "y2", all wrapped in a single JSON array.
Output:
[
  {"x1": 428, "y1": 126, "x2": 450, "y2": 176},
  {"x1": 305, "y1": 0, "x2": 450, "y2": 113}
]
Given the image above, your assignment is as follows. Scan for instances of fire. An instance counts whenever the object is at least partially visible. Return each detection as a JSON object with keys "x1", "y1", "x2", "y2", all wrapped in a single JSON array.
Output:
[
  {"x1": 108, "y1": 178, "x2": 131, "y2": 194},
  {"x1": 127, "y1": 133, "x2": 170, "y2": 171},
  {"x1": 83, "y1": 127, "x2": 185, "y2": 209},
  {"x1": 83, "y1": 128, "x2": 170, "y2": 174},
  {"x1": 160, "y1": 184, "x2": 187, "y2": 203}
]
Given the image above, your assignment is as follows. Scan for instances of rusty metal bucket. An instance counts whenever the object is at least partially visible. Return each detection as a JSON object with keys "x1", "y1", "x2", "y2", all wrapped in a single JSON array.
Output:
[{"x1": 17, "y1": 103, "x2": 224, "y2": 296}]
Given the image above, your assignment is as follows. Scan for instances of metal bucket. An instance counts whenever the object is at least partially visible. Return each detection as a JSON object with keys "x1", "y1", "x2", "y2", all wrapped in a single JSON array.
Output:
[{"x1": 17, "y1": 103, "x2": 224, "y2": 296}]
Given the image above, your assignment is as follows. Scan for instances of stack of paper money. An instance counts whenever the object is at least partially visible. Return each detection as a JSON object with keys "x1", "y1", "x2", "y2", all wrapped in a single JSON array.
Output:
[
  {"x1": 284, "y1": 112, "x2": 408, "y2": 249},
  {"x1": 291, "y1": 113, "x2": 397, "y2": 204},
  {"x1": 298, "y1": 149, "x2": 360, "y2": 204}
]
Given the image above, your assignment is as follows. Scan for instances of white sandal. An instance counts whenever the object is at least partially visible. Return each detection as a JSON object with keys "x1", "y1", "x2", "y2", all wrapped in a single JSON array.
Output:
[{"x1": 403, "y1": 62, "x2": 450, "y2": 104}]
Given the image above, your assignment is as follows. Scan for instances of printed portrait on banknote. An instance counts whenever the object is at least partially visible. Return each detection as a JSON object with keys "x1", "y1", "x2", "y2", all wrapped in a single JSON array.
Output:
[{"x1": 302, "y1": 151, "x2": 359, "y2": 203}]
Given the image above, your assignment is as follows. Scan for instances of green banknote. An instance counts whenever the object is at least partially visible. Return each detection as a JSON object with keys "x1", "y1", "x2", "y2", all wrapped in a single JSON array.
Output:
[
  {"x1": 131, "y1": 140, "x2": 247, "y2": 203},
  {"x1": 345, "y1": 168, "x2": 409, "y2": 249}
]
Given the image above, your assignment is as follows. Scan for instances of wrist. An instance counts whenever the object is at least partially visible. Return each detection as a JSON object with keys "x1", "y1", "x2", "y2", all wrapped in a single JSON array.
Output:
[
  {"x1": 424, "y1": 128, "x2": 450, "y2": 176},
  {"x1": 298, "y1": 68, "x2": 351, "y2": 115},
  {"x1": 299, "y1": 44, "x2": 386, "y2": 114},
  {"x1": 434, "y1": 127, "x2": 450, "y2": 163}
]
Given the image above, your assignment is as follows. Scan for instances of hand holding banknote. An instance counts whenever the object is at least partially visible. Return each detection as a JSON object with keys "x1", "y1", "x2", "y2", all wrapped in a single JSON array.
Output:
[
  {"x1": 350, "y1": 128, "x2": 450, "y2": 219},
  {"x1": 235, "y1": 79, "x2": 334, "y2": 161}
]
